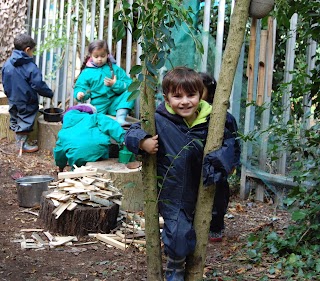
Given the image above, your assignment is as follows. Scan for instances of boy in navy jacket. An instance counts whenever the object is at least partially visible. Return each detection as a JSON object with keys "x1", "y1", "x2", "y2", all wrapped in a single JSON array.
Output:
[
  {"x1": 2, "y1": 34, "x2": 53, "y2": 153},
  {"x1": 125, "y1": 67, "x2": 237, "y2": 281}
]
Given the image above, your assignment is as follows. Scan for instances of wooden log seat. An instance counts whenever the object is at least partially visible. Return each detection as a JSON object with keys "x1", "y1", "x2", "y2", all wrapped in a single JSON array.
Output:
[
  {"x1": 37, "y1": 115, "x2": 62, "y2": 152},
  {"x1": 86, "y1": 159, "x2": 144, "y2": 212}
]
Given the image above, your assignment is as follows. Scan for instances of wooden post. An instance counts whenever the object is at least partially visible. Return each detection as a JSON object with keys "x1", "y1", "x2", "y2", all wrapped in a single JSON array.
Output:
[
  {"x1": 256, "y1": 17, "x2": 276, "y2": 202},
  {"x1": 247, "y1": 18, "x2": 257, "y2": 102},
  {"x1": 256, "y1": 30, "x2": 268, "y2": 106}
]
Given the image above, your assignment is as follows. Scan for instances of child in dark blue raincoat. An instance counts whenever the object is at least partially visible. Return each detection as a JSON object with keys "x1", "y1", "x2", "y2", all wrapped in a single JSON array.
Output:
[
  {"x1": 200, "y1": 72, "x2": 241, "y2": 242},
  {"x1": 125, "y1": 67, "x2": 236, "y2": 281},
  {"x1": 2, "y1": 34, "x2": 54, "y2": 153}
]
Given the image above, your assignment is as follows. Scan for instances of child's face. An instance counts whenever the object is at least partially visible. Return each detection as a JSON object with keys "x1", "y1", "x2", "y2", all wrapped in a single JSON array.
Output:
[
  {"x1": 165, "y1": 89, "x2": 201, "y2": 123},
  {"x1": 91, "y1": 48, "x2": 108, "y2": 67}
]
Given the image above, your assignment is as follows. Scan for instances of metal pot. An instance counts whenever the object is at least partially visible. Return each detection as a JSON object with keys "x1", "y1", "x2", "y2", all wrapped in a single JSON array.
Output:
[
  {"x1": 16, "y1": 175, "x2": 54, "y2": 207},
  {"x1": 39, "y1": 108, "x2": 64, "y2": 122}
]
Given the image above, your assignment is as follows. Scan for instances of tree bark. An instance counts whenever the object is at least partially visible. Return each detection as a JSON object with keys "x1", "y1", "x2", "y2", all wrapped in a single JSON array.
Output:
[
  {"x1": 140, "y1": 65, "x2": 163, "y2": 280},
  {"x1": 185, "y1": 0, "x2": 251, "y2": 280},
  {"x1": 0, "y1": 0, "x2": 27, "y2": 67}
]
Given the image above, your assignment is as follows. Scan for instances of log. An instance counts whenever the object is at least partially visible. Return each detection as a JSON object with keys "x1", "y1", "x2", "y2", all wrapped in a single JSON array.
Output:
[
  {"x1": 0, "y1": 90, "x2": 8, "y2": 105},
  {"x1": 39, "y1": 192, "x2": 119, "y2": 237},
  {"x1": 86, "y1": 159, "x2": 144, "y2": 212},
  {"x1": 0, "y1": 105, "x2": 14, "y2": 141},
  {"x1": 37, "y1": 115, "x2": 62, "y2": 152}
]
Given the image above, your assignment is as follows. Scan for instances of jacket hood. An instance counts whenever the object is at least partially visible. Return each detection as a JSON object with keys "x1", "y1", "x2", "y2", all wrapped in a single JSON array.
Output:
[
  {"x1": 10, "y1": 50, "x2": 33, "y2": 66},
  {"x1": 157, "y1": 100, "x2": 212, "y2": 128}
]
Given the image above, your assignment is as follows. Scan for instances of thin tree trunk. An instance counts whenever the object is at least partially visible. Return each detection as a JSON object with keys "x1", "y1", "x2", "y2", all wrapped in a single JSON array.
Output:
[
  {"x1": 140, "y1": 65, "x2": 163, "y2": 280},
  {"x1": 185, "y1": 0, "x2": 251, "y2": 280}
]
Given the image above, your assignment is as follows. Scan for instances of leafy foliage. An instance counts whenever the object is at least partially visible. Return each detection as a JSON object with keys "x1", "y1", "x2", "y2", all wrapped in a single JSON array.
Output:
[
  {"x1": 113, "y1": 0, "x2": 202, "y2": 101},
  {"x1": 244, "y1": 1, "x2": 320, "y2": 279}
]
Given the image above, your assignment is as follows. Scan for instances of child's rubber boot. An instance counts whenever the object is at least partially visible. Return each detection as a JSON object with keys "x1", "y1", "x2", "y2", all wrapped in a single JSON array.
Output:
[
  {"x1": 164, "y1": 256, "x2": 185, "y2": 281},
  {"x1": 16, "y1": 134, "x2": 38, "y2": 153},
  {"x1": 115, "y1": 108, "x2": 131, "y2": 128},
  {"x1": 209, "y1": 230, "x2": 223, "y2": 242},
  {"x1": 22, "y1": 141, "x2": 39, "y2": 153}
]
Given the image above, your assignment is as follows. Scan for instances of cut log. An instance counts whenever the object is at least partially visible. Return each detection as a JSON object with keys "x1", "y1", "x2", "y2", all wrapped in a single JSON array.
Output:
[
  {"x1": 0, "y1": 91, "x2": 8, "y2": 105},
  {"x1": 86, "y1": 159, "x2": 144, "y2": 212},
  {"x1": 37, "y1": 115, "x2": 61, "y2": 152},
  {"x1": 39, "y1": 192, "x2": 119, "y2": 237},
  {"x1": 0, "y1": 105, "x2": 14, "y2": 141}
]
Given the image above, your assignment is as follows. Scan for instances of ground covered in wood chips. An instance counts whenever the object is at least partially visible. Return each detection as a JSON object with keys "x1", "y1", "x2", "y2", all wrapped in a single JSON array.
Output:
[{"x1": 0, "y1": 138, "x2": 290, "y2": 281}]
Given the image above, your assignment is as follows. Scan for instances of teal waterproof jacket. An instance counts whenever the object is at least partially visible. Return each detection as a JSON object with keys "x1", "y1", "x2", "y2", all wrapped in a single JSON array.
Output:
[
  {"x1": 53, "y1": 109, "x2": 125, "y2": 169},
  {"x1": 73, "y1": 63, "x2": 133, "y2": 114}
]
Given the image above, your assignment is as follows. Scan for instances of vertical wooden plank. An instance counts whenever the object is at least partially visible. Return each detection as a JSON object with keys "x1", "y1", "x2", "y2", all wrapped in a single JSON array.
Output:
[
  {"x1": 240, "y1": 18, "x2": 260, "y2": 199},
  {"x1": 256, "y1": 30, "x2": 267, "y2": 106},
  {"x1": 256, "y1": 18, "x2": 275, "y2": 202},
  {"x1": 277, "y1": 13, "x2": 298, "y2": 175}
]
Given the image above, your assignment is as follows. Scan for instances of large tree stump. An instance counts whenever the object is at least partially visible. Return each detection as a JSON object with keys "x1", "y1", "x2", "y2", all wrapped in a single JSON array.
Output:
[
  {"x1": 37, "y1": 115, "x2": 61, "y2": 152},
  {"x1": 86, "y1": 159, "x2": 144, "y2": 212},
  {"x1": 39, "y1": 192, "x2": 119, "y2": 237}
]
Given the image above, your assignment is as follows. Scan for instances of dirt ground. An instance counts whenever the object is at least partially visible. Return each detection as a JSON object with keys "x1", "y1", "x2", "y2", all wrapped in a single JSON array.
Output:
[{"x1": 0, "y1": 138, "x2": 290, "y2": 281}]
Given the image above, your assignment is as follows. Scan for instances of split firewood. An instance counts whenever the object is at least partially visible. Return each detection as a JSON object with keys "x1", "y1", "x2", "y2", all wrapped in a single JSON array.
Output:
[
  {"x1": 121, "y1": 238, "x2": 146, "y2": 245},
  {"x1": 49, "y1": 236, "x2": 78, "y2": 247},
  {"x1": 58, "y1": 169, "x2": 97, "y2": 179},
  {"x1": 20, "y1": 228, "x2": 44, "y2": 232},
  {"x1": 96, "y1": 233, "x2": 127, "y2": 251},
  {"x1": 43, "y1": 231, "x2": 55, "y2": 242}
]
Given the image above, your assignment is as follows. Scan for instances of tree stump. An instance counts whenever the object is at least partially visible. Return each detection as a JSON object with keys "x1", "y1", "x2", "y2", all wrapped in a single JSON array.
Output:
[
  {"x1": 37, "y1": 115, "x2": 61, "y2": 152},
  {"x1": 0, "y1": 91, "x2": 8, "y2": 105},
  {"x1": 0, "y1": 105, "x2": 14, "y2": 141},
  {"x1": 39, "y1": 192, "x2": 119, "y2": 237},
  {"x1": 86, "y1": 159, "x2": 144, "y2": 212}
]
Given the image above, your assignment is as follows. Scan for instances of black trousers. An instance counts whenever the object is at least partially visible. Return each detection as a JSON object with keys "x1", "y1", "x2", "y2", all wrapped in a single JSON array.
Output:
[{"x1": 210, "y1": 179, "x2": 230, "y2": 232}]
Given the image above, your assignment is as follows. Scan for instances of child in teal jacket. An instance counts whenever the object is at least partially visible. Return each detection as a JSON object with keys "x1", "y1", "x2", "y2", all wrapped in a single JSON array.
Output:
[
  {"x1": 73, "y1": 40, "x2": 134, "y2": 127},
  {"x1": 53, "y1": 104, "x2": 125, "y2": 171}
]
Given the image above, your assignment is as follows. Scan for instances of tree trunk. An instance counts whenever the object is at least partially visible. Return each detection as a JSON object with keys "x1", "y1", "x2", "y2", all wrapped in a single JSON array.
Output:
[
  {"x1": 0, "y1": 0, "x2": 27, "y2": 68},
  {"x1": 140, "y1": 66, "x2": 163, "y2": 280},
  {"x1": 185, "y1": 0, "x2": 251, "y2": 280}
]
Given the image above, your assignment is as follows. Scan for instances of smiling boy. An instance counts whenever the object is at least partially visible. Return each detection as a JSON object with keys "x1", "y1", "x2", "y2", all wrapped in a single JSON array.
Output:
[{"x1": 125, "y1": 66, "x2": 235, "y2": 281}]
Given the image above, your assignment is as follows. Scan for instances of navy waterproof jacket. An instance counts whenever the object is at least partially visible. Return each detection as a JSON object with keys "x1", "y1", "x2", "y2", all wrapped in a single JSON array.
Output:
[
  {"x1": 2, "y1": 50, "x2": 53, "y2": 113},
  {"x1": 125, "y1": 101, "x2": 236, "y2": 221}
]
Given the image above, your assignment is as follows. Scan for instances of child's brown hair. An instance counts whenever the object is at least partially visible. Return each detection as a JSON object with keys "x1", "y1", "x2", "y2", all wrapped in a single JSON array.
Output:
[
  {"x1": 75, "y1": 40, "x2": 114, "y2": 84},
  {"x1": 162, "y1": 66, "x2": 204, "y2": 97}
]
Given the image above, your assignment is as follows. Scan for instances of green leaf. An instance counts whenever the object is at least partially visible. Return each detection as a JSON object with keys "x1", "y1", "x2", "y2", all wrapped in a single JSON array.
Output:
[
  {"x1": 128, "y1": 80, "x2": 141, "y2": 92},
  {"x1": 287, "y1": 253, "x2": 297, "y2": 264},
  {"x1": 127, "y1": 90, "x2": 140, "y2": 102},
  {"x1": 130, "y1": 65, "x2": 143, "y2": 75},
  {"x1": 292, "y1": 210, "x2": 307, "y2": 221}
]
